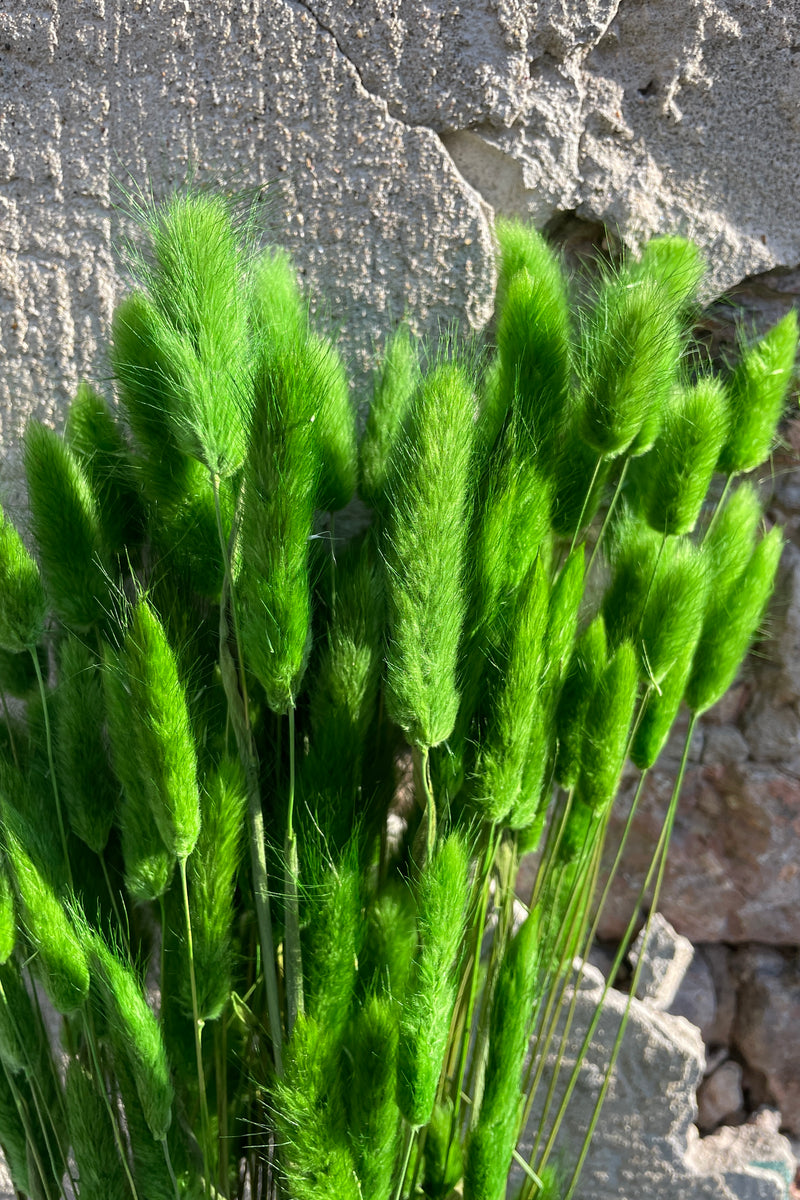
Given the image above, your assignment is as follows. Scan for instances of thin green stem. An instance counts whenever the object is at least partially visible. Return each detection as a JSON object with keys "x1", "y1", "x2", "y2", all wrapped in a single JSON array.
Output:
[
  {"x1": 162, "y1": 1137, "x2": 182, "y2": 1200},
  {"x1": 211, "y1": 471, "x2": 284, "y2": 1077},
  {"x1": 561, "y1": 716, "x2": 696, "y2": 1200},
  {"x1": 30, "y1": 648, "x2": 72, "y2": 889},
  {"x1": 392, "y1": 1122, "x2": 416, "y2": 1200},
  {"x1": 179, "y1": 855, "x2": 213, "y2": 1200},
  {"x1": 568, "y1": 454, "x2": 604, "y2": 559},
  {"x1": 586, "y1": 457, "x2": 629, "y2": 580},
  {"x1": 702, "y1": 471, "x2": 735, "y2": 544},
  {"x1": 284, "y1": 705, "x2": 304, "y2": 1037}
]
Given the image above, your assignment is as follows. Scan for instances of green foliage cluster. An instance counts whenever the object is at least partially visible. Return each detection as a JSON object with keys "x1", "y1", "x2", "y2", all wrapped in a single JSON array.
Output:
[{"x1": 0, "y1": 190, "x2": 793, "y2": 1200}]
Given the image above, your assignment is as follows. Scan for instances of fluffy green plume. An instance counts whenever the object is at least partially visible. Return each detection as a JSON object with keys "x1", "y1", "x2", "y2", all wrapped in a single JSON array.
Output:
[
  {"x1": 631, "y1": 647, "x2": 696, "y2": 770},
  {"x1": 629, "y1": 236, "x2": 704, "y2": 313},
  {"x1": 3, "y1": 828, "x2": 89, "y2": 1013},
  {"x1": 555, "y1": 617, "x2": 608, "y2": 790},
  {"x1": 346, "y1": 995, "x2": 401, "y2": 1200},
  {"x1": 65, "y1": 381, "x2": 144, "y2": 557},
  {"x1": 65, "y1": 1059, "x2": 129, "y2": 1200},
  {"x1": 473, "y1": 425, "x2": 552, "y2": 640},
  {"x1": 181, "y1": 757, "x2": 247, "y2": 1022},
  {"x1": 466, "y1": 909, "x2": 540, "y2": 1200},
  {"x1": 0, "y1": 866, "x2": 13, "y2": 965},
  {"x1": 139, "y1": 190, "x2": 251, "y2": 477},
  {"x1": 398, "y1": 832, "x2": 469, "y2": 1126},
  {"x1": 112, "y1": 291, "x2": 202, "y2": 506},
  {"x1": 474, "y1": 558, "x2": 549, "y2": 825},
  {"x1": 55, "y1": 635, "x2": 117, "y2": 854},
  {"x1": 541, "y1": 548, "x2": 585, "y2": 693},
  {"x1": 115, "y1": 1056, "x2": 180, "y2": 1200},
  {"x1": 106, "y1": 599, "x2": 200, "y2": 864},
  {"x1": 579, "y1": 275, "x2": 681, "y2": 458},
  {"x1": 604, "y1": 521, "x2": 708, "y2": 687},
  {"x1": 704, "y1": 482, "x2": 763, "y2": 594},
  {"x1": 636, "y1": 540, "x2": 708, "y2": 687},
  {"x1": 303, "y1": 853, "x2": 362, "y2": 1042},
  {"x1": 24, "y1": 421, "x2": 109, "y2": 630},
  {"x1": 250, "y1": 247, "x2": 306, "y2": 346},
  {"x1": 360, "y1": 324, "x2": 420, "y2": 508},
  {"x1": 251, "y1": 247, "x2": 356, "y2": 510},
  {"x1": 0, "y1": 508, "x2": 46, "y2": 653},
  {"x1": 358, "y1": 882, "x2": 418, "y2": 1001},
  {"x1": 237, "y1": 346, "x2": 318, "y2": 714},
  {"x1": 88, "y1": 930, "x2": 173, "y2": 1140},
  {"x1": 718, "y1": 309, "x2": 798, "y2": 474},
  {"x1": 577, "y1": 639, "x2": 638, "y2": 815},
  {"x1": 384, "y1": 361, "x2": 476, "y2": 748},
  {"x1": 494, "y1": 219, "x2": 573, "y2": 459},
  {"x1": 640, "y1": 378, "x2": 729, "y2": 535},
  {"x1": 272, "y1": 1014, "x2": 360, "y2": 1200},
  {"x1": 0, "y1": 647, "x2": 39, "y2": 698},
  {"x1": 687, "y1": 525, "x2": 783, "y2": 715}
]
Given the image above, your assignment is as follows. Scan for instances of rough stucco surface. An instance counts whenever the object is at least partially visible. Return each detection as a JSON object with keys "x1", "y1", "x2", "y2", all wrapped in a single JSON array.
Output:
[{"x1": 2, "y1": 1, "x2": 799, "y2": 457}]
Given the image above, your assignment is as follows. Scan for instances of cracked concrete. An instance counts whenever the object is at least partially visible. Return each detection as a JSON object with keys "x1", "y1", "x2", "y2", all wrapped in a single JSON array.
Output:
[{"x1": 2, "y1": 0, "x2": 799, "y2": 474}]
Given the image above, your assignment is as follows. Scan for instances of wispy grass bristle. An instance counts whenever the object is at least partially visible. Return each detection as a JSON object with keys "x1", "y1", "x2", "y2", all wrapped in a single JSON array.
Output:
[{"x1": 629, "y1": 235, "x2": 704, "y2": 313}]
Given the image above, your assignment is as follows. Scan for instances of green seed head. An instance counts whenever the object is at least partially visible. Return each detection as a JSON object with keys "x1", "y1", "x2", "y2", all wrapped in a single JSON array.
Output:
[
  {"x1": 360, "y1": 323, "x2": 420, "y2": 509},
  {"x1": 23, "y1": 421, "x2": 109, "y2": 630},
  {"x1": 4, "y1": 828, "x2": 89, "y2": 1013},
  {"x1": 0, "y1": 508, "x2": 45, "y2": 653},
  {"x1": 555, "y1": 616, "x2": 608, "y2": 790},
  {"x1": 384, "y1": 361, "x2": 476, "y2": 748},
  {"x1": 687, "y1": 524, "x2": 784, "y2": 714},
  {"x1": 494, "y1": 221, "x2": 574, "y2": 460},
  {"x1": 88, "y1": 930, "x2": 173, "y2": 1141},
  {"x1": 641, "y1": 377, "x2": 730, "y2": 536},
  {"x1": 579, "y1": 275, "x2": 682, "y2": 458},
  {"x1": 718, "y1": 309, "x2": 798, "y2": 474}
]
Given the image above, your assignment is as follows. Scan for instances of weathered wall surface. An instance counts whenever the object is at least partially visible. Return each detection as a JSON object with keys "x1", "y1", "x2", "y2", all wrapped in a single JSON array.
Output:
[{"x1": 2, "y1": 0, "x2": 800, "y2": 1185}]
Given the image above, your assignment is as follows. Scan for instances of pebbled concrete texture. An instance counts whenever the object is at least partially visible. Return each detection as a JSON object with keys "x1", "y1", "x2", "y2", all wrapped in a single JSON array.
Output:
[{"x1": 1, "y1": 0, "x2": 799, "y2": 462}]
